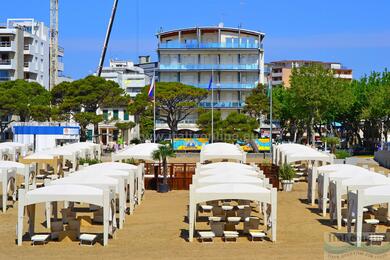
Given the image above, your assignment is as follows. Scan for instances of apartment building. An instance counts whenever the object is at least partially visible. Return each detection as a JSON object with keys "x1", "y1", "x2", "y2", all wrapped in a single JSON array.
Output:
[
  {"x1": 0, "y1": 18, "x2": 65, "y2": 89},
  {"x1": 270, "y1": 60, "x2": 353, "y2": 87},
  {"x1": 99, "y1": 59, "x2": 148, "y2": 97}
]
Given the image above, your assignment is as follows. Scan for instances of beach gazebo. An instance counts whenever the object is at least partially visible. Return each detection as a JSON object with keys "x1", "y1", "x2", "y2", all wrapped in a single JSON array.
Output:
[
  {"x1": 196, "y1": 161, "x2": 259, "y2": 171},
  {"x1": 188, "y1": 183, "x2": 277, "y2": 242},
  {"x1": 111, "y1": 143, "x2": 160, "y2": 162},
  {"x1": 81, "y1": 162, "x2": 144, "y2": 206},
  {"x1": 318, "y1": 165, "x2": 371, "y2": 216},
  {"x1": 17, "y1": 185, "x2": 115, "y2": 246},
  {"x1": 329, "y1": 172, "x2": 390, "y2": 229},
  {"x1": 193, "y1": 174, "x2": 267, "y2": 188},
  {"x1": 48, "y1": 174, "x2": 125, "y2": 228},
  {"x1": 200, "y1": 143, "x2": 246, "y2": 163},
  {"x1": 347, "y1": 185, "x2": 390, "y2": 247}
]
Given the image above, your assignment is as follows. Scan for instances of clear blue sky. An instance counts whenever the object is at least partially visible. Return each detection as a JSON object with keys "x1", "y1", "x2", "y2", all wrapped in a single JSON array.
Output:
[{"x1": 1, "y1": 0, "x2": 389, "y2": 79}]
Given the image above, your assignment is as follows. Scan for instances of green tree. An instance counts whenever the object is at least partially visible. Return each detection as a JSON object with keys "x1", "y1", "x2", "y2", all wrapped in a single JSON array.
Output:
[
  {"x1": 196, "y1": 109, "x2": 223, "y2": 139},
  {"x1": 115, "y1": 121, "x2": 136, "y2": 140},
  {"x1": 243, "y1": 84, "x2": 269, "y2": 128},
  {"x1": 151, "y1": 144, "x2": 176, "y2": 190},
  {"x1": 156, "y1": 82, "x2": 208, "y2": 141},
  {"x1": 0, "y1": 80, "x2": 51, "y2": 138},
  {"x1": 219, "y1": 112, "x2": 257, "y2": 142},
  {"x1": 52, "y1": 76, "x2": 130, "y2": 142}
]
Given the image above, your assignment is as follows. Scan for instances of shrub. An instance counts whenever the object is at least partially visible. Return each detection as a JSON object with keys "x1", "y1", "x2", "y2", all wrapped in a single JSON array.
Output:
[
  {"x1": 279, "y1": 163, "x2": 296, "y2": 181},
  {"x1": 79, "y1": 158, "x2": 102, "y2": 165},
  {"x1": 335, "y1": 149, "x2": 350, "y2": 159},
  {"x1": 130, "y1": 138, "x2": 141, "y2": 144}
]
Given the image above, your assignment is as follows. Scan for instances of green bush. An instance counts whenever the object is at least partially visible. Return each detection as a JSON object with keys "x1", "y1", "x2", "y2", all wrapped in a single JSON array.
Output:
[
  {"x1": 335, "y1": 150, "x2": 350, "y2": 159},
  {"x1": 279, "y1": 163, "x2": 296, "y2": 181},
  {"x1": 79, "y1": 158, "x2": 102, "y2": 165},
  {"x1": 130, "y1": 138, "x2": 141, "y2": 144}
]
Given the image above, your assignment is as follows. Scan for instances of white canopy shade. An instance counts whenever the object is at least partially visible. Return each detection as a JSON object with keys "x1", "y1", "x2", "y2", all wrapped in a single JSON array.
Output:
[
  {"x1": 0, "y1": 168, "x2": 17, "y2": 213},
  {"x1": 200, "y1": 143, "x2": 246, "y2": 163},
  {"x1": 74, "y1": 168, "x2": 137, "y2": 213},
  {"x1": 189, "y1": 183, "x2": 277, "y2": 242},
  {"x1": 197, "y1": 162, "x2": 257, "y2": 171},
  {"x1": 196, "y1": 167, "x2": 261, "y2": 177},
  {"x1": 330, "y1": 172, "x2": 390, "y2": 229},
  {"x1": 112, "y1": 143, "x2": 160, "y2": 162},
  {"x1": 347, "y1": 185, "x2": 390, "y2": 247},
  {"x1": 48, "y1": 174, "x2": 126, "y2": 229},
  {"x1": 23, "y1": 152, "x2": 55, "y2": 160},
  {"x1": 17, "y1": 185, "x2": 114, "y2": 246},
  {"x1": 82, "y1": 162, "x2": 144, "y2": 207},
  {"x1": 193, "y1": 174, "x2": 265, "y2": 188},
  {"x1": 318, "y1": 166, "x2": 371, "y2": 216}
]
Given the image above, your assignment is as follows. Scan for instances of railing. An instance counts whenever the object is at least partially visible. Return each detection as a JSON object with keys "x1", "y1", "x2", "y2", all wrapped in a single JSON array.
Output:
[
  {"x1": 24, "y1": 62, "x2": 29, "y2": 68},
  {"x1": 0, "y1": 42, "x2": 11, "y2": 47},
  {"x1": 186, "y1": 82, "x2": 257, "y2": 89},
  {"x1": 159, "y1": 64, "x2": 259, "y2": 70},
  {"x1": 156, "y1": 119, "x2": 197, "y2": 124},
  {"x1": 0, "y1": 77, "x2": 11, "y2": 81},
  {"x1": 199, "y1": 101, "x2": 245, "y2": 108},
  {"x1": 0, "y1": 59, "x2": 11, "y2": 65},
  {"x1": 24, "y1": 45, "x2": 29, "y2": 50},
  {"x1": 159, "y1": 42, "x2": 262, "y2": 49}
]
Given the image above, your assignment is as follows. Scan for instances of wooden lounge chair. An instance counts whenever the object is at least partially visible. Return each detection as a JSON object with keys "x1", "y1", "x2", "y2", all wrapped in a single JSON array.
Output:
[
  {"x1": 198, "y1": 231, "x2": 215, "y2": 243},
  {"x1": 367, "y1": 234, "x2": 385, "y2": 246}
]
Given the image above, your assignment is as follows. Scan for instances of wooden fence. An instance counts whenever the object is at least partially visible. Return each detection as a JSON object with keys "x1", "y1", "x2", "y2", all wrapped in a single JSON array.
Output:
[{"x1": 144, "y1": 163, "x2": 279, "y2": 190}]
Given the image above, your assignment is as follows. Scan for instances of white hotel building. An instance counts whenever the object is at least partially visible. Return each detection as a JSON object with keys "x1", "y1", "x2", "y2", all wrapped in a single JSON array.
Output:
[
  {"x1": 156, "y1": 25, "x2": 265, "y2": 131},
  {"x1": 0, "y1": 18, "x2": 65, "y2": 90}
]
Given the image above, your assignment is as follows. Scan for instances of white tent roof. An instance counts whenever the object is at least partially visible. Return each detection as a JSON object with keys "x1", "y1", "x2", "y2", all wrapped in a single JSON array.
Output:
[
  {"x1": 0, "y1": 161, "x2": 25, "y2": 169},
  {"x1": 328, "y1": 167, "x2": 371, "y2": 181},
  {"x1": 342, "y1": 173, "x2": 390, "y2": 187},
  {"x1": 196, "y1": 174, "x2": 263, "y2": 185},
  {"x1": 84, "y1": 162, "x2": 138, "y2": 171},
  {"x1": 23, "y1": 152, "x2": 55, "y2": 160},
  {"x1": 363, "y1": 185, "x2": 390, "y2": 197},
  {"x1": 197, "y1": 167, "x2": 260, "y2": 177},
  {"x1": 318, "y1": 164, "x2": 362, "y2": 173},
  {"x1": 73, "y1": 169, "x2": 129, "y2": 179},
  {"x1": 24, "y1": 184, "x2": 104, "y2": 206},
  {"x1": 200, "y1": 142, "x2": 246, "y2": 163},
  {"x1": 199, "y1": 162, "x2": 255, "y2": 171},
  {"x1": 49, "y1": 174, "x2": 119, "y2": 192},
  {"x1": 112, "y1": 143, "x2": 160, "y2": 162}
]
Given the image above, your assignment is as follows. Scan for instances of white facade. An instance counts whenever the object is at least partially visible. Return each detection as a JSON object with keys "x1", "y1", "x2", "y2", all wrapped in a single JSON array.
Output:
[
  {"x1": 157, "y1": 25, "x2": 265, "y2": 122},
  {"x1": 0, "y1": 18, "x2": 65, "y2": 89},
  {"x1": 99, "y1": 60, "x2": 148, "y2": 97}
]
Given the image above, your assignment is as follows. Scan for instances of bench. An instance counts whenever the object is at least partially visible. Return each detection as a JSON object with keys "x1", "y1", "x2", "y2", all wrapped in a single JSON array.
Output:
[
  {"x1": 249, "y1": 230, "x2": 266, "y2": 242},
  {"x1": 198, "y1": 231, "x2": 215, "y2": 243},
  {"x1": 367, "y1": 234, "x2": 385, "y2": 246},
  {"x1": 223, "y1": 231, "x2": 239, "y2": 242}
]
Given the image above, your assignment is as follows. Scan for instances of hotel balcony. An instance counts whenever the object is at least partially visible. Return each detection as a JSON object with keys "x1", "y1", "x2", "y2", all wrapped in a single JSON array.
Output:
[
  {"x1": 159, "y1": 64, "x2": 259, "y2": 71},
  {"x1": 199, "y1": 101, "x2": 245, "y2": 109},
  {"x1": 158, "y1": 41, "x2": 262, "y2": 50},
  {"x1": 58, "y1": 46, "x2": 64, "y2": 57},
  {"x1": 0, "y1": 59, "x2": 14, "y2": 70},
  {"x1": 186, "y1": 82, "x2": 257, "y2": 90},
  {"x1": 0, "y1": 41, "x2": 15, "y2": 52},
  {"x1": 0, "y1": 76, "x2": 11, "y2": 81}
]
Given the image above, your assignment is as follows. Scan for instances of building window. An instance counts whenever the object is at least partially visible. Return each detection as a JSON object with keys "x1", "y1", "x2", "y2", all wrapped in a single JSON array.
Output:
[
  {"x1": 124, "y1": 110, "x2": 129, "y2": 120},
  {"x1": 103, "y1": 110, "x2": 108, "y2": 120},
  {"x1": 87, "y1": 129, "x2": 93, "y2": 141},
  {"x1": 113, "y1": 110, "x2": 119, "y2": 120}
]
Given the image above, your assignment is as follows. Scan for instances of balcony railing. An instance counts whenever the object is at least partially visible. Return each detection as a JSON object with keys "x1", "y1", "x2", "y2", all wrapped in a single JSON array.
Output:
[
  {"x1": 24, "y1": 62, "x2": 29, "y2": 68},
  {"x1": 159, "y1": 64, "x2": 259, "y2": 70},
  {"x1": 199, "y1": 101, "x2": 244, "y2": 108},
  {"x1": 0, "y1": 42, "x2": 11, "y2": 47},
  {"x1": 0, "y1": 59, "x2": 11, "y2": 65},
  {"x1": 24, "y1": 45, "x2": 30, "y2": 50},
  {"x1": 0, "y1": 77, "x2": 11, "y2": 81},
  {"x1": 185, "y1": 82, "x2": 257, "y2": 89},
  {"x1": 159, "y1": 42, "x2": 262, "y2": 49}
]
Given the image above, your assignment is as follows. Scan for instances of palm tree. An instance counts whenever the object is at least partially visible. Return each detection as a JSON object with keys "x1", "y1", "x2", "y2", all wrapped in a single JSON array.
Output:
[{"x1": 152, "y1": 144, "x2": 176, "y2": 192}]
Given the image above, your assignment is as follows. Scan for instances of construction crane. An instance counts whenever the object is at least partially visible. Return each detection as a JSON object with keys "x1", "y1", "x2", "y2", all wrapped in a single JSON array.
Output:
[
  {"x1": 97, "y1": 0, "x2": 119, "y2": 76},
  {"x1": 49, "y1": 0, "x2": 58, "y2": 90}
]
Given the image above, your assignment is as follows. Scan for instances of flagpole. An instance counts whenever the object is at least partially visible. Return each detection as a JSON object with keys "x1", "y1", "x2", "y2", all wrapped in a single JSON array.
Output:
[
  {"x1": 211, "y1": 68, "x2": 214, "y2": 143},
  {"x1": 153, "y1": 69, "x2": 156, "y2": 143},
  {"x1": 268, "y1": 75, "x2": 273, "y2": 161}
]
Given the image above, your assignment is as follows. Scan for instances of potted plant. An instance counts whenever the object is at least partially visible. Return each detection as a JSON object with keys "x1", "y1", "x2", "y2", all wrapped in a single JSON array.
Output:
[
  {"x1": 152, "y1": 144, "x2": 176, "y2": 193},
  {"x1": 279, "y1": 163, "x2": 296, "y2": 192}
]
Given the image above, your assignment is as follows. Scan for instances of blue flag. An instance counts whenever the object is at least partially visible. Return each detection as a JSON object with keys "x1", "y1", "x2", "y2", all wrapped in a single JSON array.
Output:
[{"x1": 207, "y1": 74, "x2": 213, "y2": 90}]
